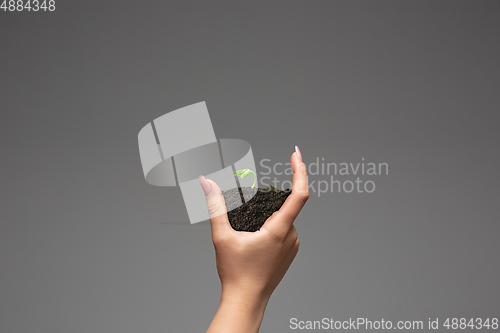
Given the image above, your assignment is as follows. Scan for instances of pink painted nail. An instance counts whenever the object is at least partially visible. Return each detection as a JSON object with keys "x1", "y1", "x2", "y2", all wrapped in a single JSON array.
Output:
[
  {"x1": 199, "y1": 175, "x2": 212, "y2": 196},
  {"x1": 295, "y1": 145, "x2": 302, "y2": 161}
]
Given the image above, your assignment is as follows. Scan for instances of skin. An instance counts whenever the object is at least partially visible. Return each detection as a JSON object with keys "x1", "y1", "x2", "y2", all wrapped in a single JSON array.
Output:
[{"x1": 202, "y1": 149, "x2": 309, "y2": 333}]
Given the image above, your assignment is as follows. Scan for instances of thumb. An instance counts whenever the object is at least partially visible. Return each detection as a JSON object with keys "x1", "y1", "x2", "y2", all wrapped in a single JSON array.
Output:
[{"x1": 199, "y1": 176, "x2": 233, "y2": 240}]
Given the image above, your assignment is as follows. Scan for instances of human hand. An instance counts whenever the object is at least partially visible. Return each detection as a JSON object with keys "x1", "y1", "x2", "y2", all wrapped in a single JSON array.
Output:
[{"x1": 202, "y1": 147, "x2": 309, "y2": 333}]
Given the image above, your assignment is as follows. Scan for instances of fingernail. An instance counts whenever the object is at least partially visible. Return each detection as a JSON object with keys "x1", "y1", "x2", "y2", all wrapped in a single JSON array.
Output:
[
  {"x1": 199, "y1": 175, "x2": 212, "y2": 196},
  {"x1": 295, "y1": 145, "x2": 302, "y2": 161}
]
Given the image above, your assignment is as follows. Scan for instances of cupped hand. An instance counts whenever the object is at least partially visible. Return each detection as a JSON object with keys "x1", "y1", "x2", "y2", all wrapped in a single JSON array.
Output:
[{"x1": 199, "y1": 148, "x2": 309, "y2": 303}]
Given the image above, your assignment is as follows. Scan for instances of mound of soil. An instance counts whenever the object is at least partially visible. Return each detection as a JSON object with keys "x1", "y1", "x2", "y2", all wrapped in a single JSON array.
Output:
[{"x1": 222, "y1": 186, "x2": 291, "y2": 232}]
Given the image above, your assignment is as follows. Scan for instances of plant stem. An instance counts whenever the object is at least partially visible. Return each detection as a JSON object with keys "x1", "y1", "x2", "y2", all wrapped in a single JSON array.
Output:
[{"x1": 234, "y1": 169, "x2": 257, "y2": 188}]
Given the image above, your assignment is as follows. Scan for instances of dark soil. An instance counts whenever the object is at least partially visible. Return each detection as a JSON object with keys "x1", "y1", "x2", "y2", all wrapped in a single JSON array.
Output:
[{"x1": 222, "y1": 186, "x2": 291, "y2": 232}]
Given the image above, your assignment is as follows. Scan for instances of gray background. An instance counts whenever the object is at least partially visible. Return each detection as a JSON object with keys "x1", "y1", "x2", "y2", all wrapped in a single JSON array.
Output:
[{"x1": 1, "y1": 1, "x2": 499, "y2": 332}]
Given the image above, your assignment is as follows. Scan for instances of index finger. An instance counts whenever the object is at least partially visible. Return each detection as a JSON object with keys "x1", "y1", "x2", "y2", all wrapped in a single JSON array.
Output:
[
  {"x1": 278, "y1": 147, "x2": 309, "y2": 222},
  {"x1": 262, "y1": 147, "x2": 309, "y2": 234}
]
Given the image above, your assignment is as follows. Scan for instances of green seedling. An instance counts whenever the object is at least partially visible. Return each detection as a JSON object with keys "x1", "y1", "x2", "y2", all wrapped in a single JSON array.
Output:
[{"x1": 234, "y1": 168, "x2": 257, "y2": 188}]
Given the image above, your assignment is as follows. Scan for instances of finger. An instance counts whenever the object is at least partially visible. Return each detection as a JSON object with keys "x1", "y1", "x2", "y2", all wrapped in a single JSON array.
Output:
[
  {"x1": 261, "y1": 147, "x2": 309, "y2": 235},
  {"x1": 199, "y1": 176, "x2": 233, "y2": 242},
  {"x1": 276, "y1": 147, "x2": 309, "y2": 223}
]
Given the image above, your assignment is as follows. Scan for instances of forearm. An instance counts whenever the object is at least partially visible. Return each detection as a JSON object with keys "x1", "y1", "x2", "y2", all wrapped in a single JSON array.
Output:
[{"x1": 207, "y1": 289, "x2": 270, "y2": 333}]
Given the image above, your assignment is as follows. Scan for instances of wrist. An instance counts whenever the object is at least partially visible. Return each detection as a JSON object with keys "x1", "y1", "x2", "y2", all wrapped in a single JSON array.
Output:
[
  {"x1": 220, "y1": 285, "x2": 270, "y2": 316},
  {"x1": 207, "y1": 288, "x2": 270, "y2": 333},
  {"x1": 206, "y1": 288, "x2": 269, "y2": 333}
]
